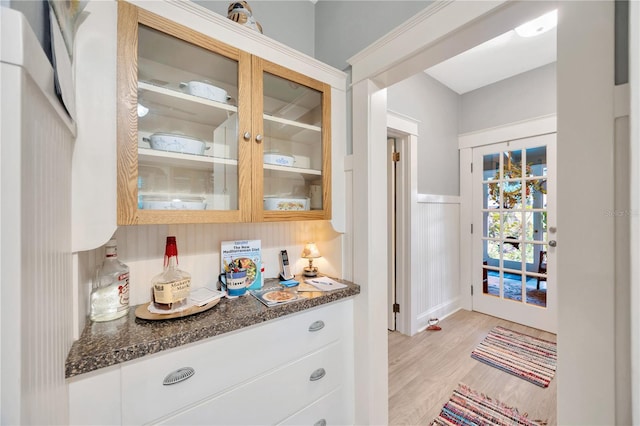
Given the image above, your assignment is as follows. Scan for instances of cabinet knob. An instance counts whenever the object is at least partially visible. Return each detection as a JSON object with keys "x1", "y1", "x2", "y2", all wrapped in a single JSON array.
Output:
[
  {"x1": 163, "y1": 367, "x2": 195, "y2": 386},
  {"x1": 255, "y1": 134, "x2": 263, "y2": 143},
  {"x1": 309, "y1": 367, "x2": 326, "y2": 381},
  {"x1": 243, "y1": 132, "x2": 251, "y2": 141},
  {"x1": 308, "y1": 320, "x2": 325, "y2": 332},
  {"x1": 314, "y1": 420, "x2": 327, "y2": 426}
]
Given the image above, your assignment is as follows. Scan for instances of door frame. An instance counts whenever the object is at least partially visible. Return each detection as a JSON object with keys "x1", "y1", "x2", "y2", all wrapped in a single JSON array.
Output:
[
  {"x1": 458, "y1": 115, "x2": 557, "y2": 312},
  {"x1": 348, "y1": 2, "x2": 619, "y2": 424},
  {"x1": 387, "y1": 111, "x2": 419, "y2": 336}
]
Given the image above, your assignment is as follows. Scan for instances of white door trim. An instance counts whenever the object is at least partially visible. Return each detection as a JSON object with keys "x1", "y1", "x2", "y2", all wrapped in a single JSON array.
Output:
[
  {"x1": 629, "y1": 1, "x2": 640, "y2": 423},
  {"x1": 387, "y1": 110, "x2": 419, "y2": 336},
  {"x1": 458, "y1": 114, "x2": 557, "y2": 149}
]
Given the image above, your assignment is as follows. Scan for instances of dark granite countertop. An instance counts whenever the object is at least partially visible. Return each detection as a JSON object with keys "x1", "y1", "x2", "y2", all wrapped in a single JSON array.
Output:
[{"x1": 65, "y1": 277, "x2": 359, "y2": 378}]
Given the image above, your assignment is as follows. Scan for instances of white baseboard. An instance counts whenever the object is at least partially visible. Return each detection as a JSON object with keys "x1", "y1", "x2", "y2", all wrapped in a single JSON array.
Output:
[{"x1": 416, "y1": 297, "x2": 461, "y2": 333}]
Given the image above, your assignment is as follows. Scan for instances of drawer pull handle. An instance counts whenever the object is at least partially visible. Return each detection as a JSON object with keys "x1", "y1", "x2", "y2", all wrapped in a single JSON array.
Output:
[
  {"x1": 308, "y1": 320, "x2": 325, "y2": 332},
  {"x1": 309, "y1": 368, "x2": 326, "y2": 382},
  {"x1": 314, "y1": 420, "x2": 327, "y2": 426},
  {"x1": 163, "y1": 367, "x2": 195, "y2": 386}
]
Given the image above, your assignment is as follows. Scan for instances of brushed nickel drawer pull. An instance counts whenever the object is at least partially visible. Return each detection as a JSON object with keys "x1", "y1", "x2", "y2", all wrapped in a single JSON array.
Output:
[
  {"x1": 309, "y1": 368, "x2": 326, "y2": 381},
  {"x1": 163, "y1": 367, "x2": 195, "y2": 386},
  {"x1": 314, "y1": 419, "x2": 327, "y2": 426},
  {"x1": 308, "y1": 320, "x2": 325, "y2": 332}
]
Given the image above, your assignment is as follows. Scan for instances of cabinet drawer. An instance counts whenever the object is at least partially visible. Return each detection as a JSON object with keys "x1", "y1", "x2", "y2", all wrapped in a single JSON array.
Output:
[
  {"x1": 122, "y1": 301, "x2": 349, "y2": 424},
  {"x1": 158, "y1": 341, "x2": 345, "y2": 425},
  {"x1": 277, "y1": 386, "x2": 350, "y2": 426}
]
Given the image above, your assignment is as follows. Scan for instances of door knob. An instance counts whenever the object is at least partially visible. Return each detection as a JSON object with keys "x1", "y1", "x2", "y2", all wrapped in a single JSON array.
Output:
[
  {"x1": 243, "y1": 132, "x2": 251, "y2": 141},
  {"x1": 255, "y1": 134, "x2": 263, "y2": 143},
  {"x1": 549, "y1": 240, "x2": 557, "y2": 247}
]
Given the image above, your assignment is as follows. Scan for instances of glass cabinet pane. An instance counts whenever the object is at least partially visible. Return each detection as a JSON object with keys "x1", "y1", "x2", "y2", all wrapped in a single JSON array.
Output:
[
  {"x1": 136, "y1": 25, "x2": 240, "y2": 211},
  {"x1": 262, "y1": 72, "x2": 323, "y2": 212}
]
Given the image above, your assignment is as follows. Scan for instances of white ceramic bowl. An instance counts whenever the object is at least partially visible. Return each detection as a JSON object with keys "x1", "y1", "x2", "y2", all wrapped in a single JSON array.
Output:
[
  {"x1": 144, "y1": 133, "x2": 206, "y2": 155},
  {"x1": 180, "y1": 81, "x2": 228, "y2": 103},
  {"x1": 264, "y1": 153, "x2": 294, "y2": 167},
  {"x1": 263, "y1": 197, "x2": 310, "y2": 211}
]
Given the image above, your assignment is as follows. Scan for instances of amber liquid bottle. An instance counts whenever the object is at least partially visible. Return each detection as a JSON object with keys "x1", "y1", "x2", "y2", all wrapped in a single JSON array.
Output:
[{"x1": 151, "y1": 236, "x2": 191, "y2": 310}]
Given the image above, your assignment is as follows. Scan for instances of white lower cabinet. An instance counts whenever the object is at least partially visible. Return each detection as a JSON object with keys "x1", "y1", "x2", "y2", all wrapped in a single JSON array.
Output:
[{"x1": 68, "y1": 300, "x2": 354, "y2": 425}]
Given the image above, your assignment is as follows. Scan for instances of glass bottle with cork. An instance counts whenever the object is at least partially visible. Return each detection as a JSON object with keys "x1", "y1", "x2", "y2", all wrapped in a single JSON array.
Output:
[
  {"x1": 151, "y1": 236, "x2": 191, "y2": 310},
  {"x1": 90, "y1": 237, "x2": 130, "y2": 322}
]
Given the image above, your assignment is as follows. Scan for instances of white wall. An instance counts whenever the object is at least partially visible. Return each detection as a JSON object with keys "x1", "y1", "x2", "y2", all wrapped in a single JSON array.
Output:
[
  {"x1": 388, "y1": 72, "x2": 460, "y2": 196},
  {"x1": 460, "y1": 62, "x2": 556, "y2": 134}
]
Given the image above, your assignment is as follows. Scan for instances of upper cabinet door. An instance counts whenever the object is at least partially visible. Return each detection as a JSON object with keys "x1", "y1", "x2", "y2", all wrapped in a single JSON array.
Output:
[
  {"x1": 117, "y1": 3, "x2": 251, "y2": 225},
  {"x1": 116, "y1": 2, "x2": 332, "y2": 225},
  {"x1": 252, "y1": 57, "x2": 332, "y2": 222}
]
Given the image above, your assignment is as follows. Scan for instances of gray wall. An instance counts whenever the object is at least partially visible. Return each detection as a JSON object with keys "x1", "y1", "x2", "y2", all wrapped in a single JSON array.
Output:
[
  {"x1": 7, "y1": 0, "x2": 51, "y2": 63},
  {"x1": 194, "y1": 1, "x2": 316, "y2": 57},
  {"x1": 314, "y1": 1, "x2": 431, "y2": 70},
  {"x1": 459, "y1": 62, "x2": 557, "y2": 134},
  {"x1": 388, "y1": 73, "x2": 460, "y2": 196}
]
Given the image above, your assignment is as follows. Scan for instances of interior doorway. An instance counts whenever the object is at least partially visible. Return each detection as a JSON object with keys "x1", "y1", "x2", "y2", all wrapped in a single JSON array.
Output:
[{"x1": 386, "y1": 112, "x2": 418, "y2": 336}]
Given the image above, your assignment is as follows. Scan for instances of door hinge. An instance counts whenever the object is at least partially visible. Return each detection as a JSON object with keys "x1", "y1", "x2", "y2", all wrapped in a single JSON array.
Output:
[
  {"x1": 392, "y1": 151, "x2": 400, "y2": 162},
  {"x1": 471, "y1": 285, "x2": 474, "y2": 296},
  {"x1": 471, "y1": 162, "x2": 473, "y2": 173},
  {"x1": 393, "y1": 303, "x2": 400, "y2": 313},
  {"x1": 471, "y1": 223, "x2": 473, "y2": 234}
]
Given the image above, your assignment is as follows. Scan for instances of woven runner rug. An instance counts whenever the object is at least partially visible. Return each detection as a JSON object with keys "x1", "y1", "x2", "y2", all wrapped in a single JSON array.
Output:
[
  {"x1": 432, "y1": 383, "x2": 547, "y2": 425},
  {"x1": 471, "y1": 326, "x2": 557, "y2": 388}
]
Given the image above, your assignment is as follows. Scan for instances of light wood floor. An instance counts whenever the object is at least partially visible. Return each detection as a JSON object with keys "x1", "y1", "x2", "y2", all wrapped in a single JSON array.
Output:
[{"x1": 388, "y1": 309, "x2": 557, "y2": 425}]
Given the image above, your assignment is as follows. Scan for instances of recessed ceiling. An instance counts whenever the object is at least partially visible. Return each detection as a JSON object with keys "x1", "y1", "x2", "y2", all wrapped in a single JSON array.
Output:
[{"x1": 425, "y1": 25, "x2": 556, "y2": 95}]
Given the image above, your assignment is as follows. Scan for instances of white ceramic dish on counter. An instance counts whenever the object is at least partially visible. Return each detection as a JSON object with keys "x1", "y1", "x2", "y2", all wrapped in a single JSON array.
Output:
[
  {"x1": 263, "y1": 196, "x2": 310, "y2": 211},
  {"x1": 143, "y1": 133, "x2": 207, "y2": 155},
  {"x1": 179, "y1": 81, "x2": 229, "y2": 103},
  {"x1": 264, "y1": 152, "x2": 295, "y2": 167},
  {"x1": 142, "y1": 196, "x2": 206, "y2": 210}
]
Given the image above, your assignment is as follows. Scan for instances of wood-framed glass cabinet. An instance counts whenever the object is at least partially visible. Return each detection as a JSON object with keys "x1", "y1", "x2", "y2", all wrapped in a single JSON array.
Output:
[{"x1": 117, "y1": 2, "x2": 331, "y2": 225}]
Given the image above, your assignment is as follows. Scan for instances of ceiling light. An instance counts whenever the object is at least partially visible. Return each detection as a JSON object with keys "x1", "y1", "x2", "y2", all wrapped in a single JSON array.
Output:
[{"x1": 515, "y1": 10, "x2": 557, "y2": 38}]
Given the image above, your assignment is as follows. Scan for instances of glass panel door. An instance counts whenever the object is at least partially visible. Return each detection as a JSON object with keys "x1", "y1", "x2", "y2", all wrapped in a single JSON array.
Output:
[
  {"x1": 473, "y1": 134, "x2": 556, "y2": 332},
  {"x1": 261, "y1": 72, "x2": 324, "y2": 212},
  {"x1": 136, "y1": 25, "x2": 241, "y2": 212}
]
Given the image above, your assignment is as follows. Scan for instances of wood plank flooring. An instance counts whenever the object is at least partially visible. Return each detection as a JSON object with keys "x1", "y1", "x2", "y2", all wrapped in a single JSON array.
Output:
[{"x1": 388, "y1": 309, "x2": 557, "y2": 425}]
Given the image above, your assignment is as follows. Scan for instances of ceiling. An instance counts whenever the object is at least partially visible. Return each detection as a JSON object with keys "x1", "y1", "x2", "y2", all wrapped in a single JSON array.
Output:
[{"x1": 425, "y1": 25, "x2": 557, "y2": 95}]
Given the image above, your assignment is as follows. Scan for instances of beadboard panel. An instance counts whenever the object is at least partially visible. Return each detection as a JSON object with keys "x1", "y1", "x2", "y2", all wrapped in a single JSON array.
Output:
[
  {"x1": 1, "y1": 66, "x2": 74, "y2": 423},
  {"x1": 79, "y1": 221, "x2": 344, "y2": 309},
  {"x1": 413, "y1": 199, "x2": 461, "y2": 333}
]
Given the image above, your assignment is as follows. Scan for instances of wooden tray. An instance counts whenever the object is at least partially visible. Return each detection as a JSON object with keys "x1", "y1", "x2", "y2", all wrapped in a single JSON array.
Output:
[{"x1": 134, "y1": 298, "x2": 220, "y2": 320}]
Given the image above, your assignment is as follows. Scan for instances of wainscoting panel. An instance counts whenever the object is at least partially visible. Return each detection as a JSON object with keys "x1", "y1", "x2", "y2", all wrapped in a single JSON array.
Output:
[
  {"x1": 76, "y1": 221, "x2": 344, "y2": 318},
  {"x1": 1, "y1": 51, "x2": 75, "y2": 423},
  {"x1": 412, "y1": 198, "x2": 461, "y2": 333}
]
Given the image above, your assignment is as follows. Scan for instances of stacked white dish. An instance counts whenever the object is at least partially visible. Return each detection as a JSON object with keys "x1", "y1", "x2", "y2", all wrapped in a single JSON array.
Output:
[
  {"x1": 144, "y1": 133, "x2": 207, "y2": 155},
  {"x1": 179, "y1": 81, "x2": 229, "y2": 103}
]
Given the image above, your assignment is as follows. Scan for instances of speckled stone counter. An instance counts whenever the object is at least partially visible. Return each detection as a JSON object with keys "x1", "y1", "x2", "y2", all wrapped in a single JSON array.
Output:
[{"x1": 65, "y1": 277, "x2": 359, "y2": 378}]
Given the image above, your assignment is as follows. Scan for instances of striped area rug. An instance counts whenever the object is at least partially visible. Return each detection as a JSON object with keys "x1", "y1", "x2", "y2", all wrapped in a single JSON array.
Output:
[
  {"x1": 471, "y1": 326, "x2": 557, "y2": 388},
  {"x1": 432, "y1": 383, "x2": 547, "y2": 426}
]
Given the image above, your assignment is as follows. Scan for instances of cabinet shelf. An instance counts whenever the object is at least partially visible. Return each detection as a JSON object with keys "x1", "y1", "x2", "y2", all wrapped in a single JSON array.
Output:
[
  {"x1": 138, "y1": 81, "x2": 237, "y2": 127},
  {"x1": 264, "y1": 163, "x2": 321, "y2": 178},
  {"x1": 139, "y1": 147, "x2": 237, "y2": 170}
]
